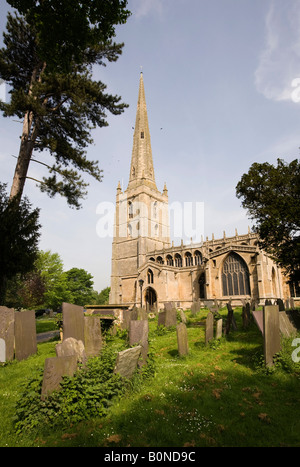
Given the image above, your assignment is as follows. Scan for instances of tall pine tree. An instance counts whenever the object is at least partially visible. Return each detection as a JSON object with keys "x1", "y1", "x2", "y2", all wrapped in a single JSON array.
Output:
[{"x1": 0, "y1": 2, "x2": 130, "y2": 208}]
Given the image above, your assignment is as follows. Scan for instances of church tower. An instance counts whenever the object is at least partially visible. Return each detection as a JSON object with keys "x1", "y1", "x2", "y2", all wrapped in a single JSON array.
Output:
[{"x1": 110, "y1": 73, "x2": 170, "y2": 305}]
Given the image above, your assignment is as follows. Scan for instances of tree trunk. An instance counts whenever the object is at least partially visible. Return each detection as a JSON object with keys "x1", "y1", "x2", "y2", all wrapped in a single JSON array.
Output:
[{"x1": 9, "y1": 110, "x2": 35, "y2": 201}]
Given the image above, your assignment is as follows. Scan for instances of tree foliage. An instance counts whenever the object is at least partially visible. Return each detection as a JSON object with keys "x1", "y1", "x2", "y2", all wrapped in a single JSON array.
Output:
[
  {"x1": 0, "y1": 2, "x2": 130, "y2": 207},
  {"x1": 236, "y1": 158, "x2": 300, "y2": 282},
  {"x1": 0, "y1": 182, "x2": 40, "y2": 304}
]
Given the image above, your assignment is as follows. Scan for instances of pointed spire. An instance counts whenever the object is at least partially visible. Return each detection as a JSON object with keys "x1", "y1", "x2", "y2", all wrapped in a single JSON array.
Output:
[{"x1": 127, "y1": 73, "x2": 157, "y2": 191}]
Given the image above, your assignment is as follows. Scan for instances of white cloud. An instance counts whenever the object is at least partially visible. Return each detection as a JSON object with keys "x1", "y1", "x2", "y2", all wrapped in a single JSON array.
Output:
[
  {"x1": 255, "y1": 0, "x2": 300, "y2": 102},
  {"x1": 132, "y1": 0, "x2": 164, "y2": 19}
]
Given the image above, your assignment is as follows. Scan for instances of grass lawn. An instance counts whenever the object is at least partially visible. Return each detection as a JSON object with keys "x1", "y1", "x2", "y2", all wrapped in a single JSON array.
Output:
[{"x1": 0, "y1": 307, "x2": 300, "y2": 447}]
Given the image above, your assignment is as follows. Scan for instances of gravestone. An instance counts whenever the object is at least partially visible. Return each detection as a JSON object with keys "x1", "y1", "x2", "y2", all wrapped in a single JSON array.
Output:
[
  {"x1": 225, "y1": 303, "x2": 237, "y2": 335},
  {"x1": 121, "y1": 309, "x2": 132, "y2": 330},
  {"x1": 179, "y1": 309, "x2": 187, "y2": 324},
  {"x1": 164, "y1": 302, "x2": 176, "y2": 311},
  {"x1": 158, "y1": 309, "x2": 177, "y2": 328},
  {"x1": 129, "y1": 320, "x2": 148, "y2": 366},
  {"x1": 14, "y1": 310, "x2": 37, "y2": 361},
  {"x1": 176, "y1": 322, "x2": 189, "y2": 356},
  {"x1": 216, "y1": 319, "x2": 223, "y2": 339},
  {"x1": 279, "y1": 312, "x2": 297, "y2": 337},
  {"x1": 41, "y1": 355, "x2": 78, "y2": 399},
  {"x1": 131, "y1": 306, "x2": 147, "y2": 321},
  {"x1": 242, "y1": 302, "x2": 251, "y2": 329},
  {"x1": 191, "y1": 300, "x2": 201, "y2": 316},
  {"x1": 0, "y1": 306, "x2": 15, "y2": 361},
  {"x1": 264, "y1": 305, "x2": 281, "y2": 367},
  {"x1": 276, "y1": 299, "x2": 285, "y2": 311},
  {"x1": 84, "y1": 316, "x2": 102, "y2": 357},
  {"x1": 55, "y1": 337, "x2": 86, "y2": 364},
  {"x1": 62, "y1": 302, "x2": 84, "y2": 342},
  {"x1": 0, "y1": 338, "x2": 5, "y2": 363},
  {"x1": 205, "y1": 312, "x2": 214, "y2": 345},
  {"x1": 253, "y1": 310, "x2": 264, "y2": 334},
  {"x1": 113, "y1": 346, "x2": 142, "y2": 379},
  {"x1": 290, "y1": 298, "x2": 295, "y2": 310}
]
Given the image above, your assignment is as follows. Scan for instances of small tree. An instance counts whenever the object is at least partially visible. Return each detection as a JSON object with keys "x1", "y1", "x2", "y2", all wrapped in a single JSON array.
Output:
[
  {"x1": 0, "y1": 182, "x2": 40, "y2": 304},
  {"x1": 64, "y1": 267, "x2": 95, "y2": 306},
  {"x1": 236, "y1": 158, "x2": 300, "y2": 282}
]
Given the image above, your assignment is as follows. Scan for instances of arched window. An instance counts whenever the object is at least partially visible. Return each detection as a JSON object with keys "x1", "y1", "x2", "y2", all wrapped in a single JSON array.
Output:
[
  {"x1": 194, "y1": 250, "x2": 202, "y2": 265},
  {"x1": 156, "y1": 256, "x2": 164, "y2": 264},
  {"x1": 166, "y1": 255, "x2": 173, "y2": 266},
  {"x1": 149, "y1": 257, "x2": 155, "y2": 262},
  {"x1": 185, "y1": 252, "x2": 193, "y2": 266},
  {"x1": 175, "y1": 253, "x2": 182, "y2": 267},
  {"x1": 198, "y1": 273, "x2": 206, "y2": 299},
  {"x1": 128, "y1": 201, "x2": 133, "y2": 219},
  {"x1": 147, "y1": 269, "x2": 154, "y2": 284},
  {"x1": 222, "y1": 253, "x2": 250, "y2": 296}
]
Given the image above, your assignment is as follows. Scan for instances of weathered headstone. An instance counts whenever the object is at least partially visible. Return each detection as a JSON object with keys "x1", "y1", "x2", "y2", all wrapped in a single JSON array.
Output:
[
  {"x1": 191, "y1": 300, "x2": 201, "y2": 316},
  {"x1": 62, "y1": 302, "x2": 84, "y2": 342},
  {"x1": 179, "y1": 309, "x2": 187, "y2": 324},
  {"x1": 263, "y1": 305, "x2": 281, "y2": 367},
  {"x1": 14, "y1": 310, "x2": 37, "y2": 361},
  {"x1": 158, "y1": 309, "x2": 177, "y2": 328},
  {"x1": 129, "y1": 320, "x2": 148, "y2": 366},
  {"x1": 84, "y1": 316, "x2": 102, "y2": 357},
  {"x1": 253, "y1": 310, "x2": 264, "y2": 334},
  {"x1": 176, "y1": 322, "x2": 189, "y2": 356},
  {"x1": 276, "y1": 299, "x2": 285, "y2": 311},
  {"x1": 205, "y1": 312, "x2": 214, "y2": 345},
  {"x1": 0, "y1": 338, "x2": 5, "y2": 363},
  {"x1": 164, "y1": 302, "x2": 176, "y2": 311},
  {"x1": 41, "y1": 355, "x2": 78, "y2": 399},
  {"x1": 242, "y1": 302, "x2": 251, "y2": 329},
  {"x1": 130, "y1": 306, "x2": 147, "y2": 321},
  {"x1": 225, "y1": 303, "x2": 237, "y2": 335},
  {"x1": 216, "y1": 319, "x2": 223, "y2": 339},
  {"x1": 121, "y1": 309, "x2": 132, "y2": 330},
  {"x1": 55, "y1": 337, "x2": 86, "y2": 364},
  {"x1": 0, "y1": 306, "x2": 15, "y2": 361},
  {"x1": 113, "y1": 346, "x2": 142, "y2": 379},
  {"x1": 279, "y1": 311, "x2": 297, "y2": 337}
]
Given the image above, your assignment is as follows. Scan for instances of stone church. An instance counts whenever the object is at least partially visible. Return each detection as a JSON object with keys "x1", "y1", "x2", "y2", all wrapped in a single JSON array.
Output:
[{"x1": 109, "y1": 73, "x2": 293, "y2": 310}]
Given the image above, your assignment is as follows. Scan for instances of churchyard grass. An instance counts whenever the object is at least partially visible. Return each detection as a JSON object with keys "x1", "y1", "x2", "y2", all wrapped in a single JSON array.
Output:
[{"x1": 0, "y1": 307, "x2": 300, "y2": 447}]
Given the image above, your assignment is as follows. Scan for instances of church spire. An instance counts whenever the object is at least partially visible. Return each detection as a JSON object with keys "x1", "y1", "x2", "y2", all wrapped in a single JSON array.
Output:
[{"x1": 127, "y1": 73, "x2": 157, "y2": 191}]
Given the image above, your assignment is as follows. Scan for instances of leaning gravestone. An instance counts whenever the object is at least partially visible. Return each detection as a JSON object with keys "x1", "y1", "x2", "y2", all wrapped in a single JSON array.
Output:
[
  {"x1": 0, "y1": 306, "x2": 15, "y2": 361},
  {"x1": 41, "y1": 355, "x2": 78, "y2": 399},
  {"x1": 121, "y1": 309, "x2": 132, "y2": 330},
  {"x1": 129, "y1": 320, "x2": 149, "y2": 366},
  {"x1": 242, "y1": 302, "x2": 251, "y2": 329},
  {"x1": 14, "y1": 310, "x2": 37, "y2": 361},
  {"x1": 62, "y1": 302, "x2": 84, "y2": 342},
  {"x1": 113, "y1": 346, "x2": 142, "y2": 379},
  {"x1": 263, "y1": 305, "x2": 281, "y2": 367},
  {"x1": 205, "y1": 312, "x2": 214, "y2": 345},
  {"x1": 84, "y1": 316, "x2": 102, "y2": 357},
  {"x1": 176, "y1": 322, "x2": 189, "y2": 356}
]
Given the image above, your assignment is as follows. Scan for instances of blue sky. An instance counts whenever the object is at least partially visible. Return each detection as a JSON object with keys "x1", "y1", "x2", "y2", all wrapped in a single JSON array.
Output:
[{"x1": 0, "y1": 0, "x2": 300, "y2": 292}]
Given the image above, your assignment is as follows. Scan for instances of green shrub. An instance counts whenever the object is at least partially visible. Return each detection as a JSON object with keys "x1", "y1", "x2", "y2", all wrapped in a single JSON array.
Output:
[{"x1": 14, "y1": 344, "x2": 127, "y2": 434}]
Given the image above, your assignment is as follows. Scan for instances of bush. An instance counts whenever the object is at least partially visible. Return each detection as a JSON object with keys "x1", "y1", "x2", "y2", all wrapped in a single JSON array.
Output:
[{"x1": 14, "y1": 345, "x2": 127, "y2": 434}]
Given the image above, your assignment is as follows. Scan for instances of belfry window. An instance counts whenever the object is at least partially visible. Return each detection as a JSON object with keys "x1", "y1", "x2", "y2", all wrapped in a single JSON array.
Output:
[
  {"x1": 141, "y1": 131, "x2": 144, "y2": 139},
  {"x1": 166, "y1": 255, "x2": 173, "y2": 266},
  {"x1": 194, "y1": 250, "x2": 202, "y2": 265},
  {"x1": 128, "y1": 201, "x2": 133, "y2": 219},
  {"x1": 185, "y1": 252, "x2": 193, "y2": 267},
  {"x1": 175, "y1": 253, "x2": 182, "y2": 267},
  {"x1": 222, "y1": 253, "x2": 250, "y2": 296}
]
